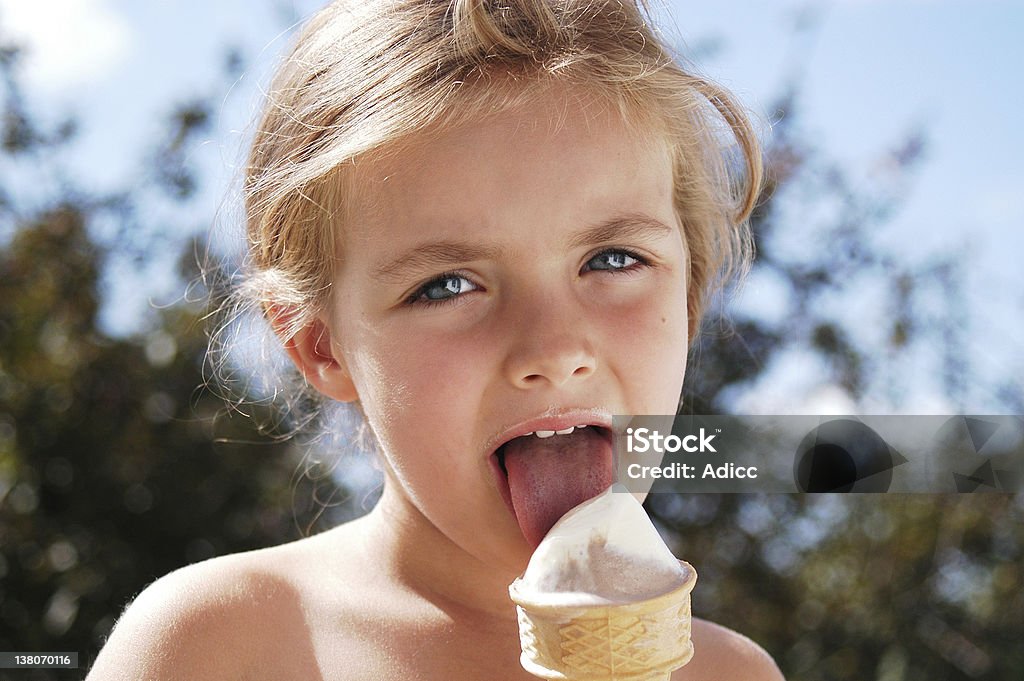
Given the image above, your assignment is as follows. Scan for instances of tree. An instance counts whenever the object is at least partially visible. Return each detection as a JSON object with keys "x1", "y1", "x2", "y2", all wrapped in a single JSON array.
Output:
[
  {"x1": 0, "y1": 41, "x2": 350, "y2": 677},
  {"x1": 653, "y1": 65, "x2": 1023, "y2": 680}
]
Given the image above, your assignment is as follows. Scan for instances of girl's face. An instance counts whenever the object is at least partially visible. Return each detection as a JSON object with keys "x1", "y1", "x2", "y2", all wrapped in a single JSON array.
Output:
[{"x1": 311, "y1": 89, "x2": 689, "y2": 571}]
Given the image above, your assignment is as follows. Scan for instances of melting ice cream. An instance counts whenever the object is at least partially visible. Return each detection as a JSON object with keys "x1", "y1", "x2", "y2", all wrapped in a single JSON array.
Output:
[{"x1": 516, "y1": 485, "x2": 690, "y2": 606}]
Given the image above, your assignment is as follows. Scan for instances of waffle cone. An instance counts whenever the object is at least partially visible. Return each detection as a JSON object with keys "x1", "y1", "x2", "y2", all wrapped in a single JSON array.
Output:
[{"x1": 509, "y1": 561, "x2": 696, "y2": 681}]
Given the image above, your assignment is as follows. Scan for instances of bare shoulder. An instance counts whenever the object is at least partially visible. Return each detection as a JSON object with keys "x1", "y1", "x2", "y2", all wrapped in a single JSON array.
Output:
[
  {"x1": 673, "y1": 618, "x2": 784, "y2": 681},
  {"x1": 85, "y1": 532, "x2": 337, "y2": 681}
]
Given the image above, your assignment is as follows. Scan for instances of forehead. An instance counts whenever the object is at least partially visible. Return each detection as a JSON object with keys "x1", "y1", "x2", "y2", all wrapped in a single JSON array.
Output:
[{"x1": 341, "y1": 85, "x2": 677, "y2": 253}]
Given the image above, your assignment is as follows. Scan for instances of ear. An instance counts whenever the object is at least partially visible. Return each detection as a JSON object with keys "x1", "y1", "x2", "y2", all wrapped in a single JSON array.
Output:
[{"x1": 274, "y1": 311, "x2": 358, "y2": 403}]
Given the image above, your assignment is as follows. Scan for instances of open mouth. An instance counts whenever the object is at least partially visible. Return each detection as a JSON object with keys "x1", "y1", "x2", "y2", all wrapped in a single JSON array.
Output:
[{"x1": 492, "y1": 424, "x2": 615, "y2": 548}]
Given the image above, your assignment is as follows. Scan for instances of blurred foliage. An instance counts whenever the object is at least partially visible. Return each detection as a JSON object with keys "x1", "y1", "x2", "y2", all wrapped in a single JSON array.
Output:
[
  {"x1": 666, "y1": 28, "x2": 1024, "y2": 680},
  {"x1": 682, "y1": 80, "x2": 968, "y2": 413},
  {"x1": 0, "y1": 9, "x2": 1021, "y2": 681},
  {"x1": 0, "y1": 39, "x2": 348, "y2": 678},
  {"x1": 649, "y1": 494, "x2": 1023, "y2": 681}
]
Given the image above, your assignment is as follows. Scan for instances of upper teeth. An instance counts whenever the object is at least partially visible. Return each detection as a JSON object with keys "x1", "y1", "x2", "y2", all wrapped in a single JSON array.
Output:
[{"x1": 532, "y1": 425, "x2": 587, "y2": 439}]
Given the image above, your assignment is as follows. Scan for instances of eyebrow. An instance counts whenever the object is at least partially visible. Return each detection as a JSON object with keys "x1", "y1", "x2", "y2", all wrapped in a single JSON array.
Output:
[
  {"x1": 372, "y1": 213, "x2": 676, "y2": 283},
  {"x1": 566, "y1": 214, "x2": 676, "y2": 249},
  {"x1": 373, "y1": 241, "x2": 506, "y2": 283}
]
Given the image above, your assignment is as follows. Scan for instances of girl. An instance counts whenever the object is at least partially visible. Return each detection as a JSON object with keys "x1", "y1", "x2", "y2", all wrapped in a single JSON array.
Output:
[{"x1": 89, "y1": 1, "x2": 782, "y2": 678}]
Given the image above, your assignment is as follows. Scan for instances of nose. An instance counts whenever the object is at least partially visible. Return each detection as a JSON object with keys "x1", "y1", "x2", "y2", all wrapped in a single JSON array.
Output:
[{"x1": 502, "y1": 294, "x2": 597, "y2": 390}]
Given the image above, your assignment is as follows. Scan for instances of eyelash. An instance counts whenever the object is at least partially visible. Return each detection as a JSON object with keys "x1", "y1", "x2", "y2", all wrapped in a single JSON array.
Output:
[{"x1": 405, "y1": 248, "x2": 651, "y2": 308}]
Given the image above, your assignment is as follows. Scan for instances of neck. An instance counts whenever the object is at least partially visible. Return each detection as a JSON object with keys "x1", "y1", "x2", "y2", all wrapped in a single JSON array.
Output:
[{"x1": 363, "y1": 480, "x2": 528, "y2": 625}]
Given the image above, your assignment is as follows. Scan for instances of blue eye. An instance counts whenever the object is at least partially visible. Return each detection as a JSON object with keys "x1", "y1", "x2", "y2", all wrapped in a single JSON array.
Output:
[
  {"x1": 584, "y1": 249, "x2": 644, "y2": 272},
  {"x1": 410, "y1": 273, "x2": 478, "y2": 305}
]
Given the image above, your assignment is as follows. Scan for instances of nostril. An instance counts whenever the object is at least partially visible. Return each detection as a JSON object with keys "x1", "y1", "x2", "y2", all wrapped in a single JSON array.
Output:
[{"x1": 507, "y1": 346, "x2": 597, "y2": 389}]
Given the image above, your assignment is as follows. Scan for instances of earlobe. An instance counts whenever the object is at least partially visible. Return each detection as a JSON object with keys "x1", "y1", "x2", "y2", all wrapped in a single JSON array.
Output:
[{"x1": 274, "y1": 312, "x2": 359, "y2": 403}]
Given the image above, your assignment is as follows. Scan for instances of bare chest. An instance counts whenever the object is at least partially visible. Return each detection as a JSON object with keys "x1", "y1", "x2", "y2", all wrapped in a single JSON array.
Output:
[{"x1": 245, "y1": 617, "x2": 537, "y2": 681}]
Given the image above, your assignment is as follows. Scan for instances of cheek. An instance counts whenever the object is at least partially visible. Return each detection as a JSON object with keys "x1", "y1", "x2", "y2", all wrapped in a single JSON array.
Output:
[
  {"x1": 346, "y1": 321, "x2": 489, "y2": 461},
  {"x1": 607, "y1": 282, "x2": 689, "y2": 412}
]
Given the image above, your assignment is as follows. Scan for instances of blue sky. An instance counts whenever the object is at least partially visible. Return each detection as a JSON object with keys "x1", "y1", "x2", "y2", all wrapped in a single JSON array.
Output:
[
  {"x1": 1, "y1": 0, "x2": 1020, "y2": 411},
  {"x1": 670, "y1": 0, "x2": 1023, "y2": 262}
]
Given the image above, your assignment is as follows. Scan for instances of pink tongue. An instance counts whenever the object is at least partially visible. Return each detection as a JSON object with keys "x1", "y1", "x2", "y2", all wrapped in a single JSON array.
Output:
[{"x1": 503, "y1": 428, "x2": 614, "y2": 548}]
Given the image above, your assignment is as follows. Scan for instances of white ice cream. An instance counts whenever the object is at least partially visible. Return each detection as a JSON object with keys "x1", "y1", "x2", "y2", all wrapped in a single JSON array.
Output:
[{"x1": 517, "y1": 485, "x2": 689, "y2": 606}]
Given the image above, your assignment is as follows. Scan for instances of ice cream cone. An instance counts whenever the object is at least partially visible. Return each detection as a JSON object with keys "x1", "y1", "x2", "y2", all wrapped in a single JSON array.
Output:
[{"x1": 509, "y1": 560, "x2": 697, "y2": 681}]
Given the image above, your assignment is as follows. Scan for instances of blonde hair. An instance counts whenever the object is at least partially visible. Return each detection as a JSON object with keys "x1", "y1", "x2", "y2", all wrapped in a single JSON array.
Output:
[{"x1": 241, "y1": 0, "x2": 761, "y2": 347}]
